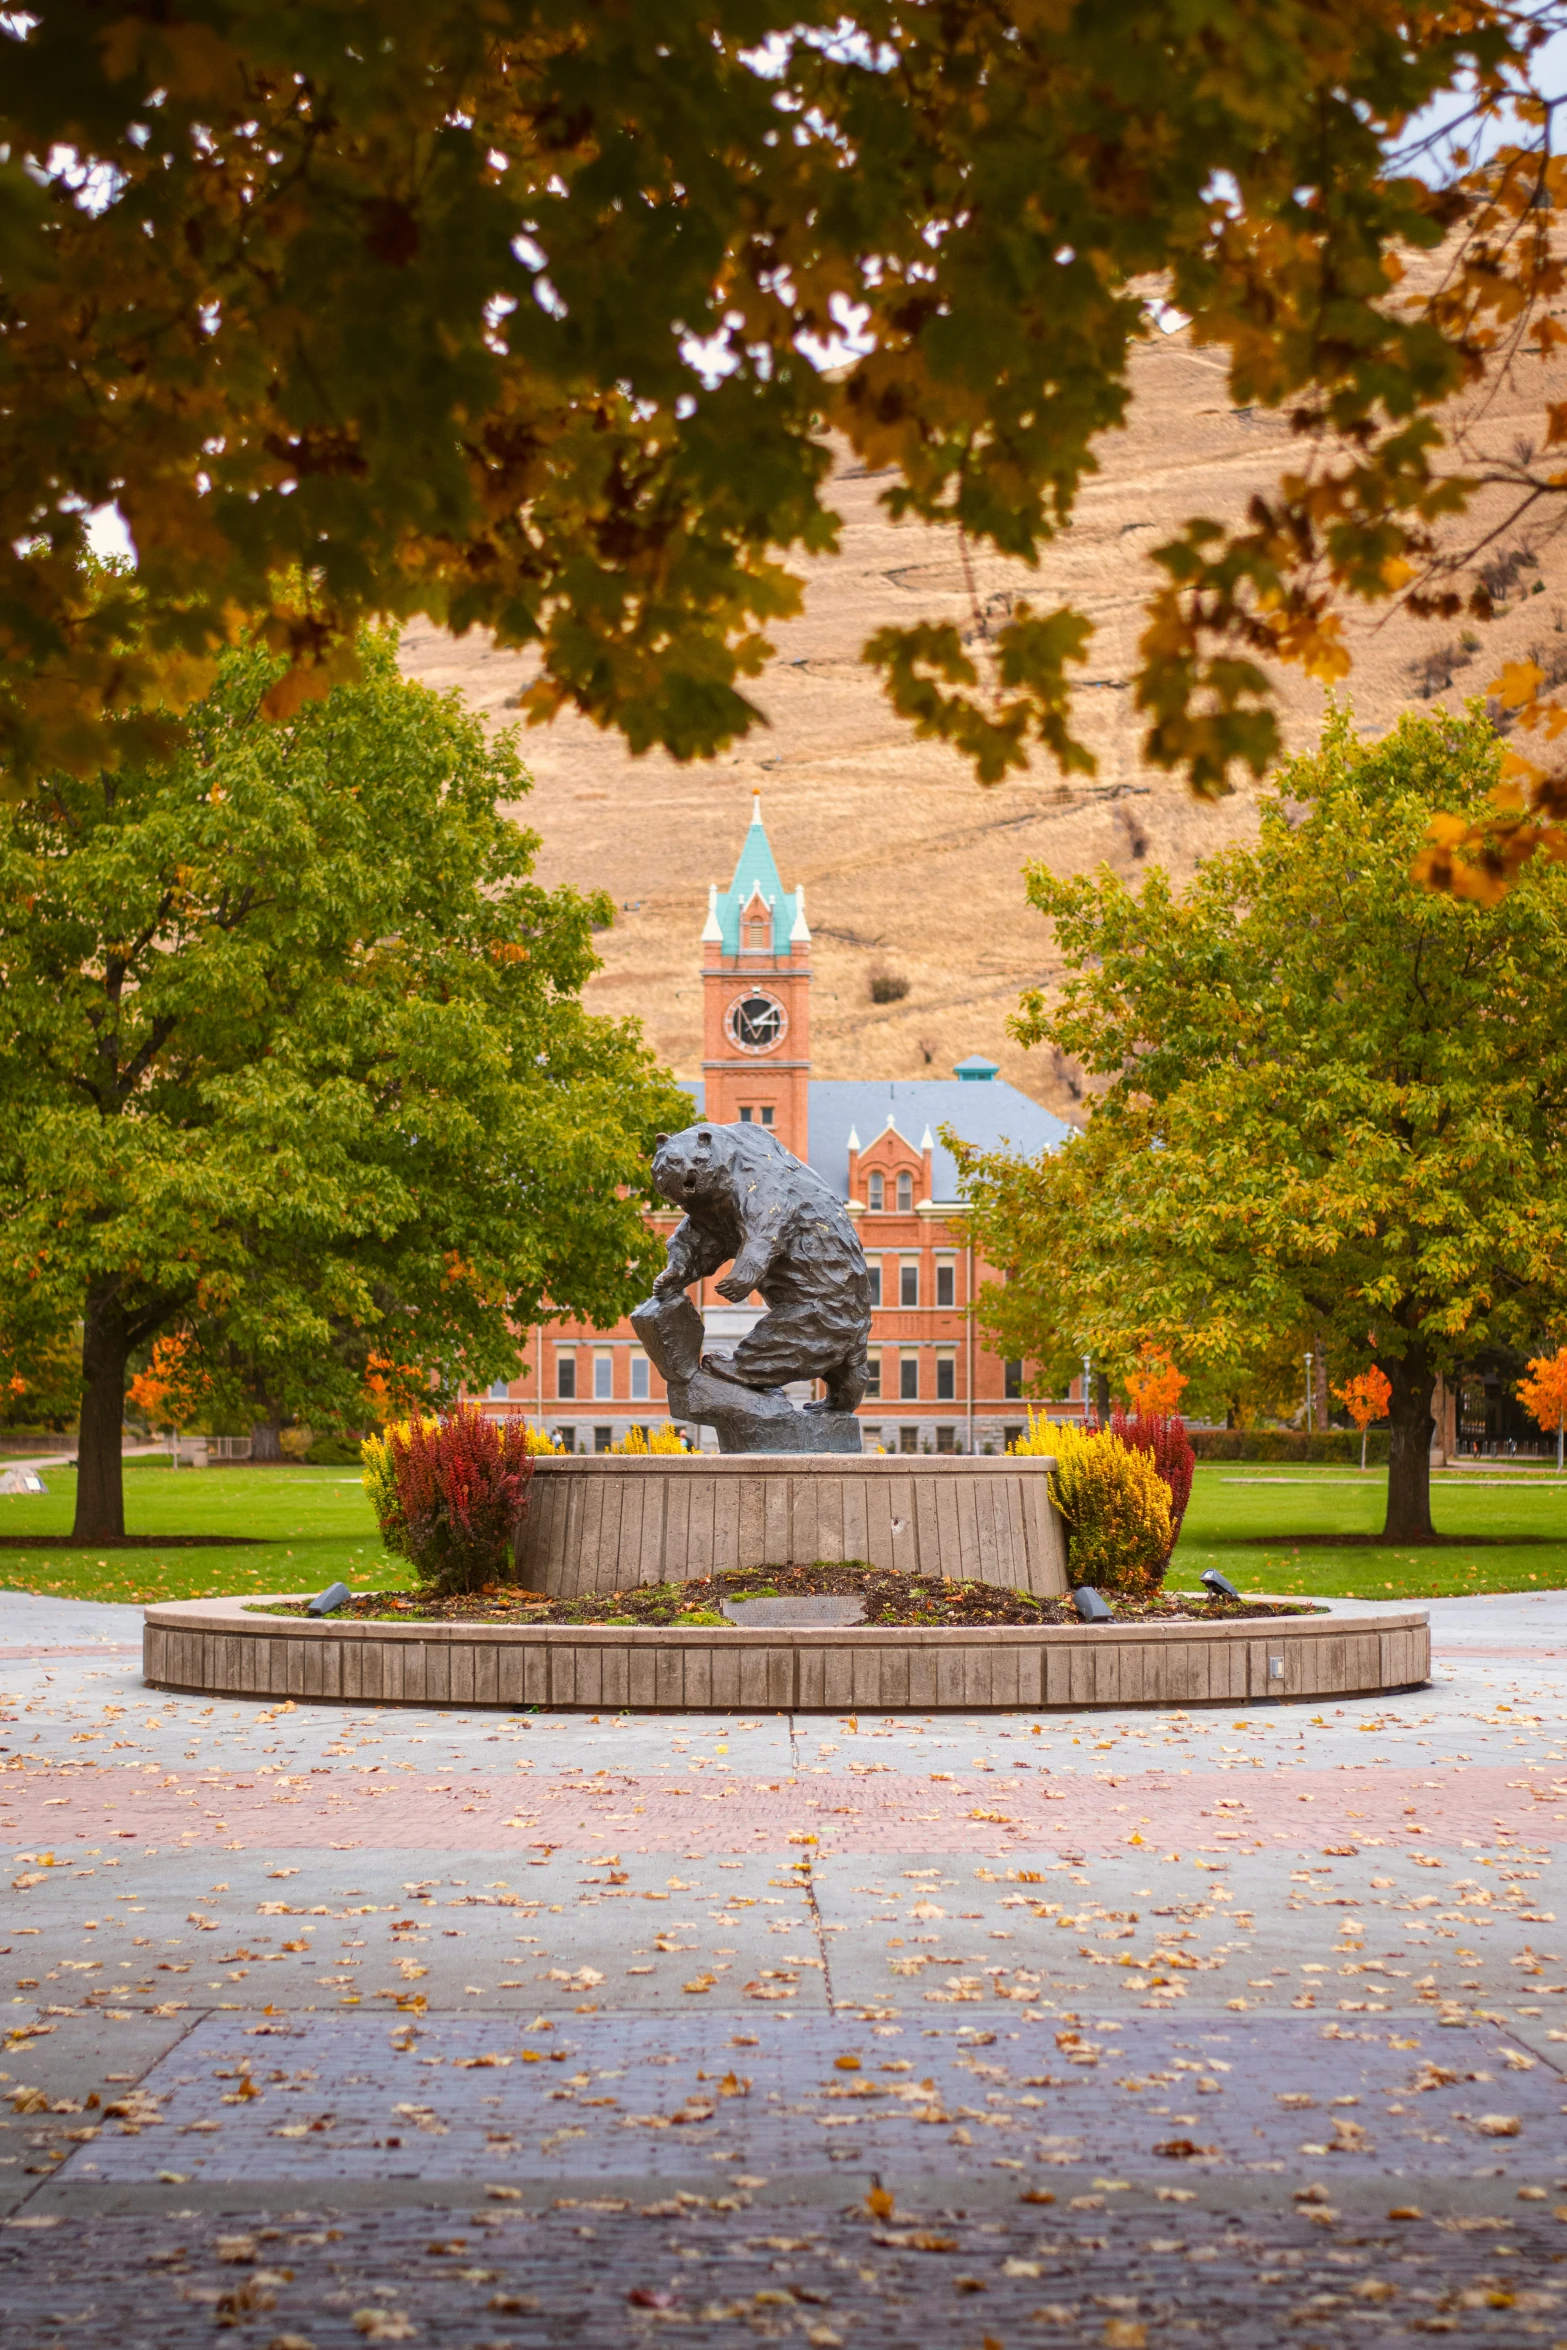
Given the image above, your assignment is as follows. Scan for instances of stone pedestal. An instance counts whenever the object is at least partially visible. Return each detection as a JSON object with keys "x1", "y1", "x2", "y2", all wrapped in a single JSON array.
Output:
[{"x1": 511, "y1": 1451, "x2": 1068, "y2": 1601}]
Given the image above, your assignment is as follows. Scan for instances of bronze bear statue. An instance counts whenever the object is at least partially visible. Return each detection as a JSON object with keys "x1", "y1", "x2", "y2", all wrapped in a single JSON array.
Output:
[{"x1": 631, "y1": 1121, "x2": 872, "y2": 1451}]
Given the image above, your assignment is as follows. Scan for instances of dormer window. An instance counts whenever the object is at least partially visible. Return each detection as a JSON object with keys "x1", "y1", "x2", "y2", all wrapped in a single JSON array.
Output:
[
  {"x1": 741, "y1": 885, "x2": 773, "y2": 953},
  {"x1": 897, "y1": 1170, "x2": 913, "y2": 1211},
  {"x1": 868, "y1": 1171, "x2": 884, "y2": 1211}
]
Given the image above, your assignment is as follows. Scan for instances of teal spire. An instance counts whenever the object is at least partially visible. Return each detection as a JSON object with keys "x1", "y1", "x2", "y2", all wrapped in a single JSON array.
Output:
[{"x1": 706, "y1": 792, "x2": 807, "y2": 956}]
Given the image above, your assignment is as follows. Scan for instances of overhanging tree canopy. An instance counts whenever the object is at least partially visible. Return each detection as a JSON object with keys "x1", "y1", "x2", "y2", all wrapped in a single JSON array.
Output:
[
  {"x1": 1, "y1": 1, "x2": 1558, "y2": 813},
  {"x1": 0, "y1": 628, "x2": 689, "y2": 1542},
  {"x1": 953, "y1": 708, "x2": 1567, "y2": 1541}
]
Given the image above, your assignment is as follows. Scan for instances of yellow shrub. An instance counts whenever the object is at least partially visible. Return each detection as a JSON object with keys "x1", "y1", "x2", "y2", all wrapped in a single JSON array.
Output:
[
  {"x1": 521, "y1": 1422, "x2": 568, "y2": 1455},
  {"x1": 1007, "y1": 1407, "x2": 1058, "y2": 1456},
  {"x1": 610, "y1": 1422, "x2": 690, "y2": 1455},
  {"x1": 1012, "y1": 1418, "x2": 1171, "y2": 1595}
]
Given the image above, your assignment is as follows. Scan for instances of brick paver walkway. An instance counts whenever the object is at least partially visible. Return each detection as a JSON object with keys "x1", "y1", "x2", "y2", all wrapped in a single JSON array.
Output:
[{"x1": 2, "y1": 1589, "x2": 1566, "y2": 2345}]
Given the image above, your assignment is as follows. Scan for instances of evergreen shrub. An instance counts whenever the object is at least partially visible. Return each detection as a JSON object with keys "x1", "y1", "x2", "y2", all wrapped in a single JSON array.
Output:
[{"x1": 1188, "y1": 1428, "x2": 1391, "y2": 1463}]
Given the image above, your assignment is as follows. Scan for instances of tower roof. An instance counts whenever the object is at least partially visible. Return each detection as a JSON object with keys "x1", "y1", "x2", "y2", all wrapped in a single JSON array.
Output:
[{"x1": 709, "y1": 793, "x2": 805, "y2": 956}]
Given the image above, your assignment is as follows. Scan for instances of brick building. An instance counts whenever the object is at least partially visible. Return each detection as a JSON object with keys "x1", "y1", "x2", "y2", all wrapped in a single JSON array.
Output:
[{"x1": 481, "y1": 798, "x2": 1072, "y2": 1453}]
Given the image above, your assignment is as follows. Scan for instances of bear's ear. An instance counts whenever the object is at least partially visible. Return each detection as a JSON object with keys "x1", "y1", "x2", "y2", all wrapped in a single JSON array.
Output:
[{"x1": 654, "y1": 1133, "x2": 669, "y2": 1147}]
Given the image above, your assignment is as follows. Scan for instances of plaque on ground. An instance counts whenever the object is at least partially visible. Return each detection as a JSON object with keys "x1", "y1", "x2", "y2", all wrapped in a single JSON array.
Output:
[{"x1": 720, "y1": 1595, "x2": 867, "y2": 1628}]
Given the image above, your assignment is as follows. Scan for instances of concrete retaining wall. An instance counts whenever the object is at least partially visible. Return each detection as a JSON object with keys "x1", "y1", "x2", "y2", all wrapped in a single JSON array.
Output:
[
  {"x1": 142, "y1": 1596, "x2": 1430, "y2": 1714},
  {"x1": 513, "y1": 1452, "x2": 1069, "y2": 1599}
]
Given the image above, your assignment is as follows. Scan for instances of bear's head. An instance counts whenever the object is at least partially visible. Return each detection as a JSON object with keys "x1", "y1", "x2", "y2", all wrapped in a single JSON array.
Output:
[
  {"x1": 651, "y1": 1123, "x2": 740, "y2": 1212},
  {"x1": 651, "y1": 1120, "x2": 787, "y2": 1213}
]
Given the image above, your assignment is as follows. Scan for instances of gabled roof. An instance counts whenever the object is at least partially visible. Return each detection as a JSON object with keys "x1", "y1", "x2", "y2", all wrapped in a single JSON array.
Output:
[
  {"x1": 807, "y1": 1079, "x2": 1070, "y2": 1203},
  {"x1": 678, "y1": 1075, "x2": 1071, "y2": 1205},
  {"x1": 708, "y1": 793, "x2": 805, "y2": 957}
]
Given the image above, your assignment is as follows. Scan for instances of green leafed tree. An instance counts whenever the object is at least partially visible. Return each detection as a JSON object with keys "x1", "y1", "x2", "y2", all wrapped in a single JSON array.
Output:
[
  {"x1": 0, "y1": 625, "x2": 689, "y2": 1542},
  {"x1": 0, "y1": 1, "x2": 1559, "y2": 818},
  {"x1": 953, "y1": 708, "x2": 1567, "y2": 1541}
]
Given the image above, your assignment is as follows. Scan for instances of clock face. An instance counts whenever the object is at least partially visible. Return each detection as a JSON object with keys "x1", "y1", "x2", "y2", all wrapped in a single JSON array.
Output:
[{"x1": 726, "y1": 990, "x2": 787, "y2": 1054}]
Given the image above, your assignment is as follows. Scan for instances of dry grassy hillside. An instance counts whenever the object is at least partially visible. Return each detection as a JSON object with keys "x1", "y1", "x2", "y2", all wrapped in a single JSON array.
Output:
[{"x1": 400, "y1": 318, "x2": 1565, "y2": 1122}]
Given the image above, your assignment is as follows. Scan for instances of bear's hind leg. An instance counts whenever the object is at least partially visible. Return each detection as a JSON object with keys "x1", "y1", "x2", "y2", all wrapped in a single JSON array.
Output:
[{"x1": 819, "y1": 1356, "x2": 868, "y2": 1415}]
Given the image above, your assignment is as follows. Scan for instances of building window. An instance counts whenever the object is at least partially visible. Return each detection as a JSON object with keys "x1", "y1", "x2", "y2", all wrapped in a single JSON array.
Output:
[
  {"x1": 593, "y1": 1425, "x2": 613, "y2": 1453},
  {"x1": 868, "y1": 1171, "x2": 884, "y2": 1210},
  {"x1": 863, "y1": 1355, "x2": 882, "y2": 1399},
  {"x1": 760, "y1": 1105, "x2": 774, "y2": 1126},
  {"x1": 557, "y1": 1356, "x2": 577, "y2": 1401},
  {"x1": 900, "y1": 1355, "x2": 919, "y2": 1401},
  {"x1": 739, "y1": 1106, "x2": 753, "y2": 1123},
  {"x1": 936, "y1": 1260, "x2": 956, "y2": 1308},
  {"x1": 556, "y1": 1425, "x2": 576, "y2": 1454},
  {"x1": 936, "y1": 1425, "x2": 956, "y2": 1454},
  {"x1": 594, "y1": 1353, "x2": 614, "y2": 1401},
  {"x1": 866, "y1": 1260, "x2": 882, "y2": 1307},
  {"x1": 899, "y1": 1425, "x2": 920, "y2": 1455},
  {"x1": 900, "y1": 1260, "x2": 919, "y2": 1308},
  {"x1": 936, "y1": 1354, "x2": 956, "y2": 1402},
  {"x1": 488, "y1": 1378, "x2": 509, "y2": 1401},
  {"x1": 1004, "y1": 1360, "x2": 1024, "y2": 1400},
  {"x1": 630, "y1": 1351, "x2": 650, "y2": 1402},
  {"x1": 897, "y1": 1170, "x2": 913, "y2": 1211},
  {"x1": 1003, "y1": 1423, "x2": 1024, "y2": 1451}
]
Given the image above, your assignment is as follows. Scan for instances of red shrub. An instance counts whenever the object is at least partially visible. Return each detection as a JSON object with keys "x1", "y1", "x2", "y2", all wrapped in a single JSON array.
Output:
[
  {"x1": 388, "y1": 1409, "x2": 535, "y2": 1594},
  {"x1": 1107, "y1": 1405, "x2": 1195, "y2": 1572}
]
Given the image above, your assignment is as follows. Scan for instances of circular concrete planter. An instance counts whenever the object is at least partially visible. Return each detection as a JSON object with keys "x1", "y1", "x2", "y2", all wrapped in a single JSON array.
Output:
[
  {"x1": 142, "y1": 1594, "x2": 1430, "y2": 1715},
  {"x1": 513, "y1": 1451, "x2": 1069, "y2": 1600}
]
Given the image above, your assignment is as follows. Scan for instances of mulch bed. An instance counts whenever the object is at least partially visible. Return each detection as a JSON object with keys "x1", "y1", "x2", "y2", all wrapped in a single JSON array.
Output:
[{"x1": 256, "y1": 1561, "x2": 1321, "y2": 1629}]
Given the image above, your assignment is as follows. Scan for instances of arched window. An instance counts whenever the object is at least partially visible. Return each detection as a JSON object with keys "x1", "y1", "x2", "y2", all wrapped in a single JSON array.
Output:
[
  {"x1": 868, "y1": 1171, "x2": 884, "y2": 1210},
  {"x1": 897, "y1": 1170, "x2": 913, "y2": 1211}
]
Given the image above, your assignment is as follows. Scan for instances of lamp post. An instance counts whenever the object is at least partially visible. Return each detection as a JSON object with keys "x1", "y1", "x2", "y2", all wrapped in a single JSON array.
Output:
[
  {"x1": 1082, "y1": 1353, "x2": 1093, "y2": 1431},
  {"x1": 1304, "y1": 1351, "x2": 1314, "y2": 1438}
]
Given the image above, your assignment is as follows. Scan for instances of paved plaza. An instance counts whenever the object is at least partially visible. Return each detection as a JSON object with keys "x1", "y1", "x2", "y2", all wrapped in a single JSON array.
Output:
[{"x1": 3, "y1": 1588, "x2": 1567, "y2": 2344}]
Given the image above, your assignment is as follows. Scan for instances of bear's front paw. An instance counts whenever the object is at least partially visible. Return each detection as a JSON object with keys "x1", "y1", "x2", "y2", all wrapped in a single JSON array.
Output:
[
  {"x1": 652, "y1": 1271, "x2": 687, "y2": 1300},
  {"x1": 714, "y1": 1273, "x2": 754, "y2": 1304}
]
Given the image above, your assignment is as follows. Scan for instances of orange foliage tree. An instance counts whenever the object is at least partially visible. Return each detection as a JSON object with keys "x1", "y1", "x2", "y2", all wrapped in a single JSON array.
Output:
[
  {"x1": 1124, "y1": 1349, "x2": 1188, "y2": 1418},
  {"x1": 1334, "y1": 1366, "x2": 1393, "y2": 1472},
  {"x1": 1518, "y1": 1347, "x2": 1567, "y2": 1470},
  {"x1": 127, "y1": 1335, "x2": 211, "y2": 1453}
]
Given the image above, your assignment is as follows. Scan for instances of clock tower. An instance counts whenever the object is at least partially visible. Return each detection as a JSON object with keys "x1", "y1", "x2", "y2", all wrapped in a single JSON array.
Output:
[{"x1": 700, "y1": 794, "x2": 811, "y2": 1158}]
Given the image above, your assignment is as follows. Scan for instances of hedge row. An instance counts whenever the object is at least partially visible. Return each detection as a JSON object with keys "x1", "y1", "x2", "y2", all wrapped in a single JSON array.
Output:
[{"x1": 1187, "y1": 1428, "x2": 1390, "y2": 1464}]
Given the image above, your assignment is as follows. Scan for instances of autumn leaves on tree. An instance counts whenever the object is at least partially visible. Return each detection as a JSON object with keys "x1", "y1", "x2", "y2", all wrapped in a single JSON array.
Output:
[
  {"x1": 5, "y1": 0, "x2": 1567, "y2": 858},
  {"x1": 956, "y1": 709, "x2": 1567, "y2": 1543}
]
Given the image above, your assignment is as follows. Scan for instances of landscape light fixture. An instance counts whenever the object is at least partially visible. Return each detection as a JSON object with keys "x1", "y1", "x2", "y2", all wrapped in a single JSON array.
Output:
[
  {"x1": 1201, "y1": 1568, "x2": 1240, "y2": 1602},
  {"x1": 308, "y1": 1580, "x2": 352, "y2": 1617},
  {"x1": 1072, "y1": 1586, "x2": 1114, "y2": 1624},
  {"x1": 1304, "y1": 1350, "x2": 1314, "y2": 1436},
  {"x1": 1082, "y1": 1353, "x2": 1092, "y2": 1427}
]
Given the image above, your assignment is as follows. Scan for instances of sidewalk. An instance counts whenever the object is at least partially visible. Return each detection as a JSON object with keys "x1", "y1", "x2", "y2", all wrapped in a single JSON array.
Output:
[{"x1": 0, "y1": 1584, "x2": 1562, "y2": 2343}]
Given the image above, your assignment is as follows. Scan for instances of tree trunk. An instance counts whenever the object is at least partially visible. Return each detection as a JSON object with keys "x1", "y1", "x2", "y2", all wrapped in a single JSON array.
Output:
[
  {"x1": 249, "y1": 1420, "x2": 283, "y2": 1463},
  {"x1": 1093, "y1": 1371, "x2": 1110, "y2": 1428},
  {"x1": 74, "y1": 1281, "x2": 130, "y2": 1541},
  {"x1": 1382, "y1": 1353, "x2": 1437, "y2": 1542}
]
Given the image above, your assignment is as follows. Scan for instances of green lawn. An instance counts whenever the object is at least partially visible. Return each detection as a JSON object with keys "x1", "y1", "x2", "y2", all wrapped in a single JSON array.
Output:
[
  {"x1": 0, "y1": 1463, "x2": 408, "y2": 1605},
  {"x1": 1171, "y1": 1461, "x2": 1567, "y2": 1598},
  {"x1": 3, "y1": 1457, "x2": 1566, "y2": 1608}
]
